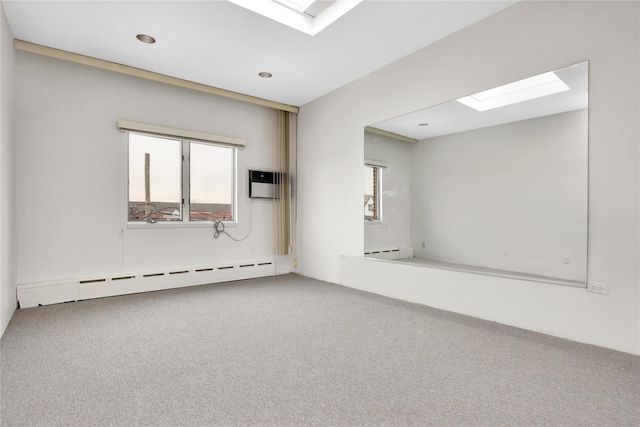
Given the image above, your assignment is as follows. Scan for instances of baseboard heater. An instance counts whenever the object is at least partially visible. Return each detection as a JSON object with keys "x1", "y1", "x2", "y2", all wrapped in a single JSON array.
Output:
[
  {"x1": 364, "y1": 247, "x2": 413, "y2": 260},
  {"x1": 17, "y1": 260, "x2": 276, "y2": 309}
]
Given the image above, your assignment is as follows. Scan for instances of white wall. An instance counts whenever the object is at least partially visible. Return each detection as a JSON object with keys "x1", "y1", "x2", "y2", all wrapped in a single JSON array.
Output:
[
  {"x1": 364, "y1": 131, "x2": 411, "y2": 251},
  {"x1": 0, "y1": 4, "x2": 16, "y2": 337},
  {"x1": 16, "y1": 52, "x2": 285, "y2": 285},
  {"x1": 297, "y1": 1, "x2": 639, "y2": 354},
  {"x1": 412, "y1": 110, "x2": 588, "y2": 282}
]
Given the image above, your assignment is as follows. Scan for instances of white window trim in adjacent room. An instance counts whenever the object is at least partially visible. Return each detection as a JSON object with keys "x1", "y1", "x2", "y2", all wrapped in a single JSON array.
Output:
[
  {"x1": 120, "y1": 120, "x2": 244, "y2": 229},
  {"x1": 364, "y1": 159, "x2": 387, "y2": 223}
]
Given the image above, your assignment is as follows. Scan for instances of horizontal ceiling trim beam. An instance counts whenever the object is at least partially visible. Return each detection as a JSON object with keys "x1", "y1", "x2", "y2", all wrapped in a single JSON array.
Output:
[
  {"x1": 14, "y1": 40, "x2": 299, "y2": 114},
  {"x1": 364, "y1": 126, "x2": 417, "y2": 144}
]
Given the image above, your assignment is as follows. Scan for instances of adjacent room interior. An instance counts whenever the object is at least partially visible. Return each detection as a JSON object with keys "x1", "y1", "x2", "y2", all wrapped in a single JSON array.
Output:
[
  {"x1": 1, "y1": 1, "x2": 638, "y2": 425},
  {"x1": 364, "y1": 61, "x2": 588, "y2": 287}
]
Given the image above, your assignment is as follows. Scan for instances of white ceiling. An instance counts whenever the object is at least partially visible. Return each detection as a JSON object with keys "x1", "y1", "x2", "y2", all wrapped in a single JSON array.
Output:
[
  {"x1": 2, "y1": 0, "x2": 517, "y2": 107},
  {"x1": 372, "y1": 60, "x2": 589, "y2": 140}
]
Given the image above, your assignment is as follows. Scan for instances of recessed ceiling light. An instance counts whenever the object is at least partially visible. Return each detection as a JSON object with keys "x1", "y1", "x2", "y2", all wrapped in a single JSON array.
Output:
[
  {"x1": 136, "y1": 34, "x2": 156, "y2": 44},
  {"x1": 457, "y1": 71, "x2": 570, "y2": 112},
  {"x1": 418, "y1": 123, "x2": 429, "y2": 126},
  {"x1": 258, "y1": 72, "x2": 273, "y2": 78}
]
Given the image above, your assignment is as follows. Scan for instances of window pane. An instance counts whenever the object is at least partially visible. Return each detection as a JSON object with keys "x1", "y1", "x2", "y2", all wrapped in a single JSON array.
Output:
[
  {"x1": 128, "y1": 134, "x2": 182, "y2": 222},
  {"x1": 190, "y1": 142, "x2": 234, "y2": 221},
  {"x1": 364, "y1": 165, "x2": 379, "y2": 221}
]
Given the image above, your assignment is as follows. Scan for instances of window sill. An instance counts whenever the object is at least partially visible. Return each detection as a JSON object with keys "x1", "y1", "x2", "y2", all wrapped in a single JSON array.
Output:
[
  {"x1": 127, "y1": 221, "x2": 238, "y2": 230},
  {"x1": 365, "y1": 256, "x2": 586, "y2": 288},
  {"x1": 364, "y1": 220, "x2": 384, "y2": 225}
]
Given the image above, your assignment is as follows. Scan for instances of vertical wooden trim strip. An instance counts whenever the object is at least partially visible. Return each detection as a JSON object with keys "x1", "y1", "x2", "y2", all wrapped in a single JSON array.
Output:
[{"x1": 274, "y1": 111, "x2": 291, "y2": 256}]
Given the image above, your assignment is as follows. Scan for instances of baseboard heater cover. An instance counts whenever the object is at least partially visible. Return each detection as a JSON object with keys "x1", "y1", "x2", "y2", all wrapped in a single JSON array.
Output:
[
  {"x1": 364, "y1": 247, "x2": 413, "y2": 260},
  {"x1": 17, "y1": 260, "x2": 275, "y2": 309}
]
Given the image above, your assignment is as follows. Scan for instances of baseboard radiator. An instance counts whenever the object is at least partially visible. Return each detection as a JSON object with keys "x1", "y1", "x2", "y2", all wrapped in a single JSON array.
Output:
[
  {"x1": 17, "y1": 260, "x2": 276, "y2": 309},
  {"x1": 364, "y1": 247, "x2": 413, "y2": 260}
]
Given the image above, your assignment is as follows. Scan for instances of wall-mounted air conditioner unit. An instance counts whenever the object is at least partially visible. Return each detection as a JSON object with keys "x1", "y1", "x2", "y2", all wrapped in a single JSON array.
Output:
[{"x1": 249, "y1": 170, "x2": 281, "y2": 199}]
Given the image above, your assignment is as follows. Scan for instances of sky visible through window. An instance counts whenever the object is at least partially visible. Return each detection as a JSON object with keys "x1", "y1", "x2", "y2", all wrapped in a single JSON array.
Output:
[
  {"x1": 128, "y1": 134, "x2": 232, "y2": 204},
  {"x1": 190, "y1": 142, "x2": 232, "y2": 204}
]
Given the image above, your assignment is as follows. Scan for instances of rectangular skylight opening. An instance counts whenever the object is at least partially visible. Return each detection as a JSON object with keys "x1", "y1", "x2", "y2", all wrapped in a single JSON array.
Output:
[
  {"x1": 273, "y1": 0, "x2": 316, "y2": 14},
  {"x1": 457, "y1": 72, "x2": 570, "y2": 112},
  {"x1": 229, "y1": 0, "x2": 362, "y2": 36},
  {"x1": 303, "y1": 1, "x2": 337, "y2": 18}
]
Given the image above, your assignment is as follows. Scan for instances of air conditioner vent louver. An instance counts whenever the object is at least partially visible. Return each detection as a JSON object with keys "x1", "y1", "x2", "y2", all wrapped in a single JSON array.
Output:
[{"x1": 364, "y1": 247, "x2": 414, "y2": 260}]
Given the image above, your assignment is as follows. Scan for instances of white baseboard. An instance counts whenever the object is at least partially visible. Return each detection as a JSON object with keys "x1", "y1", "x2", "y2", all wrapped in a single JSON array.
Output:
[
  {"x1": 274, "y1": 254, "x2": 293, "y2": 275},
  {"x1": 17, "y1": 279, "x2": 78, "y2": 308},
  {"x1": 17, "y1": 260, "x2": 276, "y2": 308}
]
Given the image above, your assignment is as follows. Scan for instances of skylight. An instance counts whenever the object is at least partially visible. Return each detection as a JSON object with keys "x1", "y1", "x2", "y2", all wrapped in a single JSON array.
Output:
[
  {"x1": 228, "y1": 0, "x2": 363, "y2": 36},
  {"x1": 273, "y1": 0, "x2": 316, "y2": 14},
  {"x1": 457, "y1": 71, "x2": 570, "y2": 112}
]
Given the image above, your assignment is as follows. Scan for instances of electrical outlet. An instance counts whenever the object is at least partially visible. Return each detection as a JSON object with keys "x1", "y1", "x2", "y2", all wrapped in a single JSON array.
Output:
[
  {"x1": 501, "y1": 249, "x2": 508, "y2": 257},
  {"x1": 587, "y1": 283, "x2": 609, "y2": 295},
  {"x1": 563, "y1": 256, "x2": 571, "y2": 265}
]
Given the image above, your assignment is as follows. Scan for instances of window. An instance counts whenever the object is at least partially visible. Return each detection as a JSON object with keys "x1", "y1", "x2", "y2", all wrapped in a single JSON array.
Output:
[
  {"x1": 364, "y1": 164, "x2": 381, "y2": 221},
  {"x1": 128, "y1": 133, "x2": 235, "y2": 224},
  {"x1": 189, "y1": 142, "x2": 234, "y2": 222}
]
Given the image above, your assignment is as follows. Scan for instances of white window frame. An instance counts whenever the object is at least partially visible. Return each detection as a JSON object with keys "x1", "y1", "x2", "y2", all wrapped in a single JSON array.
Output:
[
  {"x1": 123, "y1": 122, "x2": 242, "y2": 229},
  {"x1": 364, "y1": 159, "x2": 387, "y2": 223},
  {"x1": 184, "y1": 140, "x2": 238, "y2": 225}
]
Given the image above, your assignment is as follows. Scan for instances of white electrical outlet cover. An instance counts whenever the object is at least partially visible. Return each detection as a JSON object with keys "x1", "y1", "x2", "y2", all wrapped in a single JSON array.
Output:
[{"x1": 587, "y1": 283, "x2": 609, "y2": 295}]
